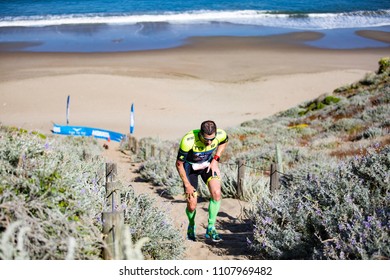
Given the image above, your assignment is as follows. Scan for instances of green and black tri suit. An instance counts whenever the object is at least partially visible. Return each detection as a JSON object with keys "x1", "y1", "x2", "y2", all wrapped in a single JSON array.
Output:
[{"x1": 177, "y1": 128, "x2": 228, "y2": 189}]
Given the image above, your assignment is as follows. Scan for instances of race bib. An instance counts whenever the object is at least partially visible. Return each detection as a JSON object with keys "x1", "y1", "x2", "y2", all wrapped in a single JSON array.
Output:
[{"x1": 192, "y1": 161, "x2": 210, "y2": 171}]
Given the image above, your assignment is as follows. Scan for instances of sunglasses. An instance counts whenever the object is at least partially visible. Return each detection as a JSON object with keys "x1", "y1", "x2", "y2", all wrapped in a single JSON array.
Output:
[{"x1": 200, "y1": 133, "x2": 215, "y2": 141}]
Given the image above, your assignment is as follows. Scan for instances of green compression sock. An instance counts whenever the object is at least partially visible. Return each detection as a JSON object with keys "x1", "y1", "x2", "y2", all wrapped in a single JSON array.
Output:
[
  {"x1": 186, "y1": 208, "x2": 196, "y2": 226},
  {"x1": 208, "y1": 199, "x2": 221, "y2": 228}
]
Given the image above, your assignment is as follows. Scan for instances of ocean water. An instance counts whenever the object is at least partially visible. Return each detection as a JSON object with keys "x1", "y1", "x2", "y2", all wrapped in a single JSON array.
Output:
[{"x1": 0, "y1": 0, "x2": 389, "y2": 52}]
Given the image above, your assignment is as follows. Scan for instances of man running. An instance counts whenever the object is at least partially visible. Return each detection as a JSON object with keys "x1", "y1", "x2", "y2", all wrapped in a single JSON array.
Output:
[{"x1": 176, "y1": 120, "x2": 228, "y2": 242}]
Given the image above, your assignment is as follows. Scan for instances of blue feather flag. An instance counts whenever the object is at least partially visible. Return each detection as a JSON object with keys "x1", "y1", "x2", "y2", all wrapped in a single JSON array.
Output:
[
  {"x1": 66, "y1": 95, "x2": 70, "y2": 125},
  {"x1": 130, "y1": 103, "x2": 135, "y2": 134}
]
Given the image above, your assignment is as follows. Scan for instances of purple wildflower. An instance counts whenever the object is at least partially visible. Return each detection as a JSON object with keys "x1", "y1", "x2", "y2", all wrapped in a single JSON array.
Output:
[
  {"x1": 262, "y1": 217, "x2": 272, "y2": 225},
  {"x1": 363, "y1": 221, "x2": 371, "y2": 229},
  {"x1": 340, "y1": 251, "x2": 345, "y2": 259},
  {"x1": 161, "y1": 220, "x2": 167, "y2": 226}
]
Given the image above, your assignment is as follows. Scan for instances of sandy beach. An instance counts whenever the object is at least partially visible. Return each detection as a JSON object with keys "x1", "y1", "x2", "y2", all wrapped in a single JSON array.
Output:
[{"x1": 0, "y1": 31, "x2": 389, "y2": 141}]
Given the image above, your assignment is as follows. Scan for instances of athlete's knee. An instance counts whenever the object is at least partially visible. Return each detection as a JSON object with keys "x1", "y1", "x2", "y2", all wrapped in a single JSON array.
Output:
[
  {"x1": 208, "y1": 181, "x2": 222, "y2": 201},
  {"x1": 211, "y1": 191, "x2": 221, "y2": 201},
  {"x1": 187, "y1": 202, "x2": 197, "y2": 212},
  {"x1": 187, "y1": 197, "x2": 197, "y2": 212}
]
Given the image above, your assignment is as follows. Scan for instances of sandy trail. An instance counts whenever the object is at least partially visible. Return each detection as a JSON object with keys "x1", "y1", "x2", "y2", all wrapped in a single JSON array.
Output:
[{"x1": 102, "y1": 142, "x2": 253, "y2": 260}]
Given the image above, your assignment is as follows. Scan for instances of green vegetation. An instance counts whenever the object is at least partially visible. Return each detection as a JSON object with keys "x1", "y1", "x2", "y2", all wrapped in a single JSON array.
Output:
[
  {"x1": 0, "y1": 129, "x2": 105, "y2": 259},
  {"x1": 298, "y1": 94, "x2": 341, "y2": 116},
  {"x1": 122, "y1": 189, "x2": 185, "y2": 259},
  {"x1": 0, "y1": 128, "x2": 184, "y2": 260},
  {"x1": 250, "y1": 146, "x2": 389, "y2": 259}
]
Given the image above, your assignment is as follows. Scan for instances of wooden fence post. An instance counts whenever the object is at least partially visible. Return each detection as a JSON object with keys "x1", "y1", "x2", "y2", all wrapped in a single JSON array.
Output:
[
  {"x1": 103, "y1": 162, "x2": 123, "y2": 259},
  {"x1": 106, "y1": 182, "x2": 120, "y2": 212},
  {"x1": 102, "y1": 211, "x2": 124, "y2": 260},
  {"x1": 270, "y1": 163, "x2": 280, "y2": 192},
  {"x1": 151, "y1": 145, "x2": 156, "y2": 157},
  {"x1": 106, "y1": 162, "x2": 117, "y2": 183},
  {"x1": 82, "y1": 149, "x2": 91, "y2": 161},
  {"x1": 132, "y1": 137, "x2": 139, "y2": 155},
  {"x1": 275, "y1": 144, "x2": 284, "y2": 174},
  {"x1": 237, "y1": 159, "x2": 246, "y2": 199}
]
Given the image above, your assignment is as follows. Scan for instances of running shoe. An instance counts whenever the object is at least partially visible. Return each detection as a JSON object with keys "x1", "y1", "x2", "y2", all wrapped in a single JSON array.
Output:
[
  {"x1": 187, "y1": 225, "x2": 196, "y2": 241},
  {"x1": 205, "y1": 226, "x2": 222, "y2": 242}
]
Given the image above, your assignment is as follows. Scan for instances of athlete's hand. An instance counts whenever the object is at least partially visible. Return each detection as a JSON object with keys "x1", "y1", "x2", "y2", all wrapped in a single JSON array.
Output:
[
  {"x1": 185, "y1": 185, "x2": 196, "y2": 198},
  {"x1": 207, "y1": 160, "x2": 221, "y2": 178}
]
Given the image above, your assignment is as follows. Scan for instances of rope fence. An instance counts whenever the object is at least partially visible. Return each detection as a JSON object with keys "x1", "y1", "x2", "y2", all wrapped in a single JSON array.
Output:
[
  {"x1": 120, "y1": 134, "x2": 303, "y2": 200},
  {"x1": 98, "y1": 135, "x2": 326, "y2": 258}
]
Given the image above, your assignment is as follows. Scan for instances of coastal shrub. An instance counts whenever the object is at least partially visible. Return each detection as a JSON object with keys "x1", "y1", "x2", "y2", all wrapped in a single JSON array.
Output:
[
  {"x1": 362, "y1": 104, "x2": 390, "y2": 123},
  {"x1": 223, "y1": 137, "x2": 243, "y2": 157},
  {"x1": 323, "y1": 95, "x2": 341, "y2": 105},
  {"x1": 378, "y1": 57, "x2": 390, "y2": 74},
  {"x1": 298, "y1": 95, "x2": 340, "y2": 116},
  {"x1": 196, "y1": 161, "x2": 269, "y2": 201},
  {"x1": 329, "y1": 118, "x2": 365, "y2": 133},
  {"x1": 121, "y1": 188, "x2": 185, "y2": 260},
  {"x1": 119, "y1": 136, "x2": 177, "y2": 163},
  {"x1": 360, "y1": 72, "x2": 377, "y2": 86},
  {"x1": 311, "y1": 135, "x2": 341, "y2": 149},
  {"x1": 234, "y1": 175, "x2": 269, "y2": 203},
  {"x1": 138, "y1": 151, "x2": 182, "y2": 196},
  {"x1": 293, "y1": 126, "x2": 317, "y2": 139},
  {"x1": 0, "y1": 126, "x2": 185, "y2": 260},
  {"x1": 0, "y1": 127, "x2": 106, "y2": 259},
  {"x1": 356, "y1": 126, "x2": 384, "y2": 140},
  {"x1": 277, "y1": 107, "x2": 302, "y2": 118},
  {"x1": 249, "y1": 146, "x2": 389, "y2": 259},
  {"x1": 241, "y1": 135, "x2": 267, "y2": 148}
]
